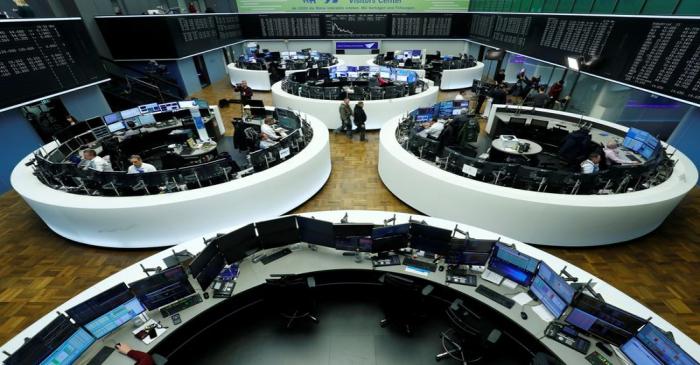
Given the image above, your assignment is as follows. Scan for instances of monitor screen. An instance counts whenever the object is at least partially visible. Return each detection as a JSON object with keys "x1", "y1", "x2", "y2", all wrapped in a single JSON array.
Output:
[
  {"x1": 336, "y1": 65, "x2": 348, "y2": 72},
  {"x1": 154, "y1": 111, "x2": 173, "y2": 123},
  {"x1": 370, "y1": 224, "x2": 410, "y2": 253},
  {"x1": 173, "y1": 109, "x2": 192, "y2": 120},
  {"x1": 416, "y1": 114, "x2": 432, "y2": 122},
  {"x1": 637, "y1": 324, "x2": 699, "y2": 365},
  {"x1": 573, "y1": 294, "x2": 647, "y2": 334},
  {"x1": 446, "y1": 250, "x2": 490, "y2": 266},
  {"x1": 65, "y1": 283, "x2": 134, "y2": 326},
  {"x1": 129, "y1": 266, "x2": 195, "y2": 310},
  {"x1": 159, "y1": 102, "x2": 180, "y2": 112},
  {"x1": 108, "y1": 122, "x2": 126, "y2": 132},
  {"x1": 38, "y1": 327, "x2": 95, "y2": 365},
  {"x1": 255, "y1": 216, "x2": 300, "y2": 249},
  {"x1": 138, "y1": 102, "x2": 160, "y2": 114},
  {"x1": 137, "y1": 113, "x2": 156, "y2": 126},
  {"x1": 297, "y1": 216, "x2": 335, "y2": 248},
  {"x1": 453, "y1": 100, "x2": 468, "y2": 108},
  {"x1": 537, "y1": 263, "x2": 575, "y2": 303},
  {"x1": 334, "y1": 223, "x2": 374, "y2": 250},
  {"x1": 103, "y1": 112, "x2": 122, "y2": 125},
  {"x1": 622, "y1": 337, "x2": 664, "y2": 365},
  {"x1": 83, "y1": 297, "x2": 145, "y2": 339},
  {"x1": 196, "y1": 253, "x2": 225, "y2": 291},
  {"x1": 277, "y1": 114, "x2": 301, "y2": 130},
  {"x1": 3, "y1": 316, "x2": 77, "y2": 365},
  {"x1": 639, "y1": 143, "x2": 657, "y2": 160},
  {"x1": 530, "y1": 276, "x2": 569, "y2": 318},
  {"x1": 85, "y1": 117, "x2": 104, "y2": 129},
  {"x1": 178, "y1": 100, "x2": 197, "y2": 108},
  {"x1": 487, "y1": 242, "x2": 539, "y2": 286},
  {"x1": 120, "y1": 107, "x2": 141, "y2": 120},
  {"x1": 409, "y1": 223, "x2": 452, "y2": 256},
  {"x1": 195, "y1": 99, "x2": 209, "y2": 108},
  {"x1": 565, "y1": 308, "x2": 635, "y2": 346},
  {"x1": 359, "y1": 66, "x2": 370, "y2": 72},
  {"x1": 189, "y1": 241, "x2": 220, "y2": 278},
  {"x1": 452, "y1": 109, "x2": 464, "y2": 116},
  {"x1": 531, "y1": 119, "x2": 549, "y2": 129},
  {"x1": 216, "y1": 223, "x2": 260, "y2": 264}
]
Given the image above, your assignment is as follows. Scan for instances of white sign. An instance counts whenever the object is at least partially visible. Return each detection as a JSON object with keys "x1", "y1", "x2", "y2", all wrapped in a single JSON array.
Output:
[
  {"x1": 462, "y1": 164, "x2": 478, "y2": 177},
  {"x1": 279, "y1": 147, "x2": 291, "y2": 159}
]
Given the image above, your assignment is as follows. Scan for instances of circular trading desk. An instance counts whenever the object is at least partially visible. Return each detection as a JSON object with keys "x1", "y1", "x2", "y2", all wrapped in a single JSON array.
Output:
[
  {"x1": 11, "y1": 113, "x2": 331, "y2": 249},
  {"x1": 439, "y1": 61, "x2": 485, "y2": 90},
  {"x1": 2, "y1": 211, "x2": 698, "y2": 365},
  {"x1": 227, "y1": 63, "x2": 272, "y2": 91},
  {"x1": 379, "y1": 105, "x2": 698, "y2": 246},
  {"x1": 367, "y1": 58, "x2": 427, "y2": 78},
  {"x1": 271, "y1": 79, "x2": 439, "y2": 130}
]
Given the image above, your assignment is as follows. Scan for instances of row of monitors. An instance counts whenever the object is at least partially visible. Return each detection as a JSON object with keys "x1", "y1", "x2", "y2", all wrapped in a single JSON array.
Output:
[
  {"x1": 6, "y1": 215, "x2": 696, "y2": 365},
  {"x1": 623, "y1": 127, "x2": 660, "y2": 160},
  {"x1": 413, "y1": 100, "x2": 470, "y2": 122}
]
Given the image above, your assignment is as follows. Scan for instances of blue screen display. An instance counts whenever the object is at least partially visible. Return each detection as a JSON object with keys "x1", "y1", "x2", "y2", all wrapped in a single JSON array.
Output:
[
  {"x1": 84, "y1": 298, "x2": 144, "y2": 339},
  {"x1": 530, "y1": 276, "x2": 568, "y2": 318},
  {"x1": 102, "y1": 112, "x2": 122, "y2": 125},
  {"x1": 372, "y1": 223, "x2": 410, "y2": 239},
  {"x1": 622, "y1": 338, "x2": 664, "y2": 365},
  {"x1": 39, "y1": 328, "x2": 94, "y2": 365},
  {"x1": 637, "y1": 324, "x2": 699, "y2": 365},
  {"x1": 565, "y1": 308, "x2": 598, "y2": 331},
  {"x1": 138, "y1": 114, "x2": 156, "y2": 125},
  {"x1": 537, "y1": 263, "x2": 575, "y2": 303},
  {"x1": 623, "y1": 127, "x2": 659, "y2": 158},
  {"x1": 487, "y1": 243, "x2": 539, "y2": 286},
  {"x1": 416, "y1": 114, "x2": 432, "y2": 122}
]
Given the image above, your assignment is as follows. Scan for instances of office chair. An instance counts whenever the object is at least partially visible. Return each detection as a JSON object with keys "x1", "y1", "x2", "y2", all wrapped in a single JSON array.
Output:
[
  {"x1": 436, "y1": 298, "x2": 502, "y2": 364},
  {"x1": 243, "y1": 127, "x2": 260, "y2": 151},
  {"x1": 531, "y1": 352, "x2": 565, "y2": 365},
  {"x1": 265, "y1": 274, "x2": 319, "y2": 329},
  {"x1": 513, "y1": 166, "x2": 551, "y2": 192},
  {"x1": 379, "y1": 273, "x2": 433, "y2": 335}
]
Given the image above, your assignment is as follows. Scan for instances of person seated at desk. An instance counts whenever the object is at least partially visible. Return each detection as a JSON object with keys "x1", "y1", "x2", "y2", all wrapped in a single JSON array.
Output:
[
  {"x1": 375, "y1": 72, "x2": 389, "y2": 87},
  {"x1": 81, "y1": 149, "x2": 113, "y2": 172},
  {"x1": 580, "y1": 152, "x2": 601, "y2": 174},
  {"x1": 604, "y1": 141, "x2": 640, "y2": 165},
  {"x1": 127, "y1": 154, "x2": 157, "y2": 174},
  {"x1": 115, "y1": 343, "x2": 155, "y2": 365},
  {"x1": 260, "y1": 117, "x2": 287, "y2": 149},
  {"x1": 455, "y1": 90, "x2": 466, "y2": 101},
  {"x1": 417, "y1": 117, "x2": 445, "y2": 139}
]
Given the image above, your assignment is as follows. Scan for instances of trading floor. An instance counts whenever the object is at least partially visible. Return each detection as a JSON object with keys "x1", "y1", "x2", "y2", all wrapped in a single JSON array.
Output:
[{"x1": 0, "y1": 78, "x2": 698, "y2": 348}]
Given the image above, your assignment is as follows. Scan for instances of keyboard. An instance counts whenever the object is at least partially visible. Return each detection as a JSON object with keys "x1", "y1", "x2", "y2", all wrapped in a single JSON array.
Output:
[
  {"x1": 160, "y1": 293, "x2": 203, "y2": 317},
  {"x1": 626, "y1": 154, "x2": 641, "y2": 163},
  {"x1": 372, "y1": 254, "x2": 401, "y2": 267},
  {"x1": 260, "y1": 248, "x2": 292, "y2": 265},
  {"x1": 475, "y1": 285, "x2": 515, "y2": 309},
  {"x1": 402, "y1": 257, "x2": 437, "y2": 272},
  {"x1": 86, "y1": 346, "x2": 115, "y2": 365},
  {"x1": 446, "y1": 273, "x2": 477, "y2": 286}
]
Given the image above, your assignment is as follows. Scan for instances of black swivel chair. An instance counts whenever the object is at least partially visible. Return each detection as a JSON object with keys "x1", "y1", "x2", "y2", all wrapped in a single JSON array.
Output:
[
  {"x1": 436, "y1": 298, "x2": 502, "y2": 364},
  {"x1": 379, "y1": 273, "x2": 433, "y2": 335},
  {"x1": 265, "y1": 274, "x2": 319, "y2": 329}
]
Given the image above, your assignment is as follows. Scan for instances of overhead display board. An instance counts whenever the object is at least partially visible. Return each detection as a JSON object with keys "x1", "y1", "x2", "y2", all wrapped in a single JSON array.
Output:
[
  {"x1": 0, "y1": 19, "x2": 108, "y2": 112},
  {"x1": 96, "y1": 14, "x2": 242, "y2": 60},
  {"x1": 235, "y1": 0, "x2": 469, "y2": 13},
  {"x1": 467, "y1": 14, "x2": 700, "y2": 106},
  {"x1": 239, "y1": 13, "x2": 469, "y2": 39}
]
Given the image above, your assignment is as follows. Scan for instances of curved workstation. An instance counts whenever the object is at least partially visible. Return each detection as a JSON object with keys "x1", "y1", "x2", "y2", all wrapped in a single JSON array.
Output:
[
  {"x1": 379, "y1": 104, "x2": 698, "y2": 246},
  {"x1": 272, "y1": 65, "x2": 439, "y2": 129},
  {"x1": 11, "y1": 106, "x2": 331, "y2": 248},
  {"x1": 227, "y1": 50, "x2": 338, "y2": 91},
  {"x1": 373, "y1": 51, "x2": 484, "y2": 90},
  {"x1": 1, "y1": 211, "x2": 698, "y2": 365}
]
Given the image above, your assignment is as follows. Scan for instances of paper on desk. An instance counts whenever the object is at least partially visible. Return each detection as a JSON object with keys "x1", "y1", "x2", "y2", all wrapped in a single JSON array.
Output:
[
  {"x1": 502, "y1": 278, "x2": 518, "y2": 289},
  {"x1": 512, "y1": 292, "x2": 533, "y2": 306},
  {"x1": 405, "y1": 266, "x2": 430, "y2": 277},
  {"x1": 532, "y1": 304, "x2": 555, "y2": 322},
  {"x1": 132, "y1": 319, "x2": 167, "y2": 345}
]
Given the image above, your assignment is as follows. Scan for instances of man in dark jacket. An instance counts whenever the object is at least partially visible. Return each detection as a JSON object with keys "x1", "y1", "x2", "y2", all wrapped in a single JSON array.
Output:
[
  {"x1": 337, "y1": 98, "x2": 353, "y2": 138},
  {"x1": 233, "y1": 80, "x2": 254, "y2": 106},
  {"x1": 353, "y1": 101, "x2": 367, "y2": 141}
]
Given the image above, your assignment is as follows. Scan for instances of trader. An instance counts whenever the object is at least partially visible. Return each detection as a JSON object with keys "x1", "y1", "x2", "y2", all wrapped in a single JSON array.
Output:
[
  {"x1": 82, "y1": 149, "x2": 113, "y2": 172},
  {"x1": 233, "y1": 80, "x2": 254, "y2": 106},
  {"x1": 527, "y1": 86, "x2": 550, "y2": 108},
  {"x1": 418, "y1": 117, "x2": 445, "y2": 139},
  {"x1": 127, "y1": 155, "x2": 157, "y2": 174},
  {"x1": 353, "y1": 101, "x2": 367, "y2": 142},
  {"x1": 454, "y1": 90, "x2": 467, "y2": 101},
  {"x1": 337, "y1": 98, "x2": 353, "y2": 138},
  {"x1": 260, "y1": 116, "x2": 286, "y2": 148},
  {"x1": 115, "y1": 343, "x2": 155, "y2": 365},
  {"x1": 604, "y1": 141, "x2": 640, "y2": 165},
  {"x1": 494, "y1": 69, "x2": 506, "y2": 84},
  {"x1": 489, "y1": 83, "x2": 508, "y2": 106},
  {"x1": 580, "y1": 152, "x2": 601, "y2": 174}
]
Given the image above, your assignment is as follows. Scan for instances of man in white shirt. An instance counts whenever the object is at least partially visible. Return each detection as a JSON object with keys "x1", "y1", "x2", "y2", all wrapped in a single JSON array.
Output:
[
  {"x1": 417, "y1": 118, "x2": 445, "y2": 139},
  {"x1": 260, "y1": 117, "x2": 287, "y2": 149},
  {"x1": 604, "y1": 141, "x2": 639, "y2": 165},
  {"x1": 127, "y1": 155, "x2": 157, "y2": 174},
  {"x1": 454, "y1": 90, "x2": 466, "y2": 100},
  {"x1": 82, "y1": 149, "x2": 113, "y2": 172},
  {"x1": 580, "y1": 152, "x2": 601, "y2": 174}
]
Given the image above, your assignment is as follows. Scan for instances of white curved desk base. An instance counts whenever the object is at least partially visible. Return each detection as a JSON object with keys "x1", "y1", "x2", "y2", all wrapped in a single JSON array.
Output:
[
  {"x1": 227, "y1": 63, "x2": 271, "y2": 91},
  {"x1": 439, "y1": 62, "x2": 485, "y2": 90}
]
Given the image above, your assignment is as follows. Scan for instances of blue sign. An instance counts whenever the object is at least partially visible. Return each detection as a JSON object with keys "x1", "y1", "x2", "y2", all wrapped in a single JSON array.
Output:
[{"x1": 336, "y1": 41, "x2": 378, "y2": 50}]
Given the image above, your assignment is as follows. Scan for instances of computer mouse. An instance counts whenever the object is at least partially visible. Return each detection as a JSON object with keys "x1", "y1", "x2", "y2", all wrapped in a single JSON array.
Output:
[
  {"x1": 438, "y1": 265, "x2": 445, "y2": 272},
  {"x1": 520, "y1": 311, "x2": 528, "y2": 320}
]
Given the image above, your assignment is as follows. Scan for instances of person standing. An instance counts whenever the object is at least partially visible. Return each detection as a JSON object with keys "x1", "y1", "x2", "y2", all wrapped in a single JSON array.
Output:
[
  {"x1": 233, "y1": 80, "x2": 254, "y2": 107},
  {"x1": 337, "y1": 98, "x2": 353, "y2": 138},
  {"x1": 353, "y1": 101, "x2": 367, "y2": 141},
  {"x1": 494, "y1": 69, "x2": 506, "y2": 84}
]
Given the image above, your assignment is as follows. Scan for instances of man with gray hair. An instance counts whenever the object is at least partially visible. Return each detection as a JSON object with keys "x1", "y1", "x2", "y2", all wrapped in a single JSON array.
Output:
[{"x1": 604, "y1": 140, "x2": 640, "y2": 165}]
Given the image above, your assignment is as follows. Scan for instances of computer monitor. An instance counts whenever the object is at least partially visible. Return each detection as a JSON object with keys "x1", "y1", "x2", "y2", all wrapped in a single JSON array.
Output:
[
  {"x1": 531, "y1": 119, "x2": 549, "y2": 129},
  {"x1": 487, "y1": 242, "x2": 539, "y2": 286},
  {"x1": 631, "y1": 323, "x2": 699, "y2": 365},
  {"x1": 178, "y1": 100, "x2": 197, "y2": 108},
  {"x1": 108, "y1": 122, "x2": 126, "y2": 133},
  {"x1": 195, "y1": 253, "x2": 225, "y2": 291},
  {"x1": 445, "y1": 247, "x2": 490, "y2": 266},
  {"x1": 129, "y1": 266, "x2": 195, "y2": 310},
  {"x1": 159, "y1": 102, "x2": 180, "y2": 112},
  {"x1": 216, "y1": 223, "x2": 261, "y2": 264},
  {"x1": 198, "y1": 108, "x2": 211, "y2": 118},
  {"x1": 256, "y1": 216, "x2": 300, "y2": 249},
  {"x1": 370, "y1": 223, "x2": 410, "y2": 253},
  {"x1": 297, "y1": 216, "x2": 335, "y2": 248},
  {"x1": 189, "y1": 241, "x2": 220, "y2": 278},
  {"x1": 565, "y1": 293, "x2": 647, "y2": 346},
  {"x1": 195, "y1": 99, "x2": 209, "y2": 109},
  {"x1": 38, "y1": 327, "x2": 95, "y2": 365},
  {"x1": 103, "y1": 112, "x2": 122, "y2": 125},
  {"x1": 173, "y1": 109, "x2": 192, "y2": 120},
  {"x1": 3, "y1": 316, "x2": 75, "y2": 365},
  {"x1": 65, "y1": 283, "x2": 135, "y2": 326},
  {"x1": 85, "y1": 117, "x2": 105, "y2": 129},
  {"x1": 509, "y1": 117, "x2": 527, "y2": 126},
  {"x1": 154, "y1": 111, "x2": 174, "y2": 123},
  {"x1": 66, "y1": 138, "x2": 81, "y2": 152},
  {"x1": 529, "y1": 262, "x2": 574, "y2": 318},
  {"x1": 409, "y1": 223, "x2": 452, "y2": 256},
  {"x1": 83, "y1": 297, "x2": 145, "y2": 339},
  {"x1": 415, "y1": 114, "x2": 433, "y2": 123},
  {"x1": 277, "y1": 113, "x2": 300, "y2": 130},
  {"x1": 247, "y1": 100, "x2": 265, "y2": 108},
  {"x1": 120, "y1": 107, "x2": 141, "y2": 120},
  {"x1": 621, "y1": 337, "x2": 664, "y2": 365},
  {"x1": 137, "y1": 113, "x2": 156, "y2": 126},
  {"x1": 334, "y1": 223, "x2": 374, "y2": 251},
  {"x1": 139, "y1": 102, "x2": 160, "y2": 114}
]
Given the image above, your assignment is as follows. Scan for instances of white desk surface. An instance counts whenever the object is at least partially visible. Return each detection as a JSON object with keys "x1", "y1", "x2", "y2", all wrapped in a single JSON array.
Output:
[{"x1": 491, "y1": 138, "x2": 543, "y2": 156}]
